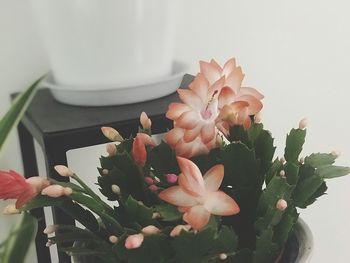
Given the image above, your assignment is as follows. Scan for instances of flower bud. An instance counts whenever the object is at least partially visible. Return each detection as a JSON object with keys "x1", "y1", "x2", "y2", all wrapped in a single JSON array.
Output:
[
  {"x1": 141, "y1": 225, "x2": 161, "y2": 235},
  {"x1": 41, "y1": 185, "x2": 72, "y2": 197},
  {"x1": 166, "y1": 174, "x2": 178, "y2": 184},
  {"x1": 299, "y1": 118, "x2": 308, "y2": 130},
  {"x1": 3, "y1": 204, "x2": 20, "y2": 215},
  {"x1": 280, "y1": 157, "x2": 286, "y2": 163},
  {"x1": 148, "y1": 185, "x2": 158, "y2": 191},
  {"x1": 299, "y1": 157, "x2": 305, "y2": 164},
  {"x1": 219, "y1": 253, "x2": 228, "y2": 260},
  {"x1": 106, "y1": 144, "x2": 117, "y2": 156},
  {"x1": 43, "y1": 225, "x2": 58, "y2": 235},
  {"x1": 144, "y1": 177, "x2": 154, "y2": 185},
  {"x1": 254, "y1": 112, "x2": 262, "y2": 123},
  {"x1": 101, "y1": 127, "x2": 124, "y2": 142},
  {"x1": 46, "y1": 240, "x2": 55, "y2": 247},
  {"x1": 152, "y1": 212, "x2": 161, "y2": 219},
  {"x1": 54, "y1": 165, "x2": 73, "y2": 177},
  {"x1": 279, "y1": 170, "x2": 286, "y2": 177},
  {"x1": 125, "y1": 233, "x2": 144, "y2": 249},
  {"x1": 102, "y1": 169, "x2": 109, "y2": 175},
  {"x1": 276, "y1": 199, "x2": 288, "y2": 211},
  {"x1": 331, "y1": 150, "x2": 341, "y2": 157},
  {"x1": 111, "y1": 184, "x2": 121, "y2": 195},
  {"x1": 140, "y1": 112, "x2": 152, "y2": 130},
  {"x1": 109, "y1": 235, "x2": 119, "y2": 244},
  {"x1": 170, "y1": 225, "x2": 191, "y2": 237}
]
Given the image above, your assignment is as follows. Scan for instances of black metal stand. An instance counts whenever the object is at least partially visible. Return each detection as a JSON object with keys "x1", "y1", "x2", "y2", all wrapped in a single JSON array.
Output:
[{"x1": 16, "y1": 74, "x2": 193, "y2": 263}]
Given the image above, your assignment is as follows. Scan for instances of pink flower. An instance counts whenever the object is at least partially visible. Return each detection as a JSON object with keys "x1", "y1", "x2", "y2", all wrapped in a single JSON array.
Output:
[
  {"x1": 166, "y1": 74, "x2": 224, "y2": 144},
  {"x1": 166, "y1": 174, "x2": 178, "y2": 184},
  {"x1": 200, "y1": 58, "x2": 263, "y2": 115},
  {"x1": 165, "y1": 127, "x2": 217, "y2": 158},
  {"x1": 158, "y1": 157, "x2": 240, "y2": 230},
  {"x1": 132, "y1": 133, "x2": 156, "y2": 167},
  {"x1": 0, "y1": 171, "x2": 49, "y2": 208},
  {"x1": 125, "y1": 233, "x2": 144, "y2": 249},
  {"x1": 216, "y1": 101, "x2": 252, "y2": 135},
  {"x1": 140, "y1": 112, "x2": 152, "y2": 130}
]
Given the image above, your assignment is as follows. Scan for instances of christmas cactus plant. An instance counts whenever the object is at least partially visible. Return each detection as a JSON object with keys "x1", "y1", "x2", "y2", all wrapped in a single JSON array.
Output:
[{"x1": 1, "y1": 58, "x2": 349, "y2": 263}]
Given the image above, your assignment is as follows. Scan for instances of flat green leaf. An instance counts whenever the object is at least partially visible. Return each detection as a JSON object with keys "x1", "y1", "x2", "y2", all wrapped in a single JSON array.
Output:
[
  {"x1": 273, "y1": 207, "x2": 299, "y2": 246},
  {"x1": 253, "y1": 129, "x2": 276, "y2": 176},
  {"x1": 124, "y1": 196, "x2": 154, "y2": 227},
  {"x1": 154, "y1": 204, "x2": 182, "y2": 222},
  {"x1": 284, "y1": 128, "x2": 306, "y2": 163},
  {"x1": 253, "y1": 228, "x2": 279, "y2": 263},
  {"x1": 304, "y1": 153, "x2": 337, "y2": 168},
  {"x1": 316, "y1": 165, "x2": 350, "y2": 179},
  {"x1": 149, "y1": 141, "x2": 180, "y2": 176},
  {"x1": 265, "y1": 158, "x2": 283, "y2": 184},
  {"x1": 0, "y1": 77, "x2": 41, "y2": 155}
]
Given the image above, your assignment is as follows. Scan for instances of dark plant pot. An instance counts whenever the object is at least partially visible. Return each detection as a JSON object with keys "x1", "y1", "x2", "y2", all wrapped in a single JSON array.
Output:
[{"x1": 73, "y1": 218, "x2": 313, "y2": 263}]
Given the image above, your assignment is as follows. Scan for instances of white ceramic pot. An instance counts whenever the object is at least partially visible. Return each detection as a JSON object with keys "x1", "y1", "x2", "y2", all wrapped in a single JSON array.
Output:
[{"x1": 30, "y1": 0, "x2": 177, "y2": 88}]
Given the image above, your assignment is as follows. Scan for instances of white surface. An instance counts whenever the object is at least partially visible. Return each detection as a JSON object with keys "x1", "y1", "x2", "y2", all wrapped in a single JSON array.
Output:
[
  {"x1": 29, "y1": 0, "x2": 177, "y2": 87},
  {"x1": 1, "y1": 1, "x2": 350, "y2": 262},
  {"x1": 43, "y1": 61, "x2": 188, "y2": 106}
]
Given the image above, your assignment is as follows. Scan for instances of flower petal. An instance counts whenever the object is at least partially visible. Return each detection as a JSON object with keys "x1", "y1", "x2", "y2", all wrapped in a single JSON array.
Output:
[
  {"x1": 239, "y1": 87, "x2": 264, "y2": 100},
  {"x1": 222, "y1": 58, "x2": 236, "y2": 77},
  {"x1": 225, "y1": 67, "x2": 244, "y2": 93},
  {"x1": 236, "y1": 95, "x2": 263, "y2": 115},
  {"x1": 177, "y1": 111, "x2": 200, "y2": 129},
  {"x1": 177, "y1": 89, "x2": 203, "y2": 109},
  {"x1": 183, "y1": 205, "x2": 211, "y2": 230},
  {"x1": 183, "y1": 125, "x2": 202, "y2": 143},
  {"x1": 132, "y1": 135, "x2": 147, "y2": 167},
  {"x1": 165, "y1": 128, "x2": 184, "y2": 146},
  {"x1": 200, "y1": 61, "x2": 222, "y2": 85},
  {"x1": 158, "y1": 186, "x2": 198, "y2": 207},
  {"x1": 204, "y1": 191, "x2": 240, "y2": 216},
  {"x1": 189, "y1": 73, "x2": 210, "y2": 102},
  {"x1": 166, "y1": 103, "x2": 192, "y2": 120},
  {"x1": 16, "y1": 187, "x2": 36, "y2": 209},
  {"x1": 203, "y1": 164, "x2": 224, "y2": 192},
  {"x1": 201, "y1": 123, "x2": 216, "y2": 144},
  {"x1": 218, "y1": 87, "x2": 236, "y2": 109},
  {"x1": 177, "y1": 157, "x2": 205, "y2": 196},
  {"x1": 209, "y1": 76, "x2": 226, "y2": 95}
]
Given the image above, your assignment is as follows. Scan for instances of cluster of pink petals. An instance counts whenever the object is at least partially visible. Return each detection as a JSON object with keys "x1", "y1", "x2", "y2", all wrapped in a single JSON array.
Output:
[
  {"x1": 125, "y1": 225, "x2": 160, "y2": 249},
  {"x1": 0, "y1": 170, "x2": 50, "y2": 208},
  {"x1": 159, "y1": 157, "x2": 240, "y2": 230},
  {"x1": 132, "y1": 133, "x2": 156, "y2": 167},
  {"x1": 165, "y1": 58, "x2": 263, "y2": 158}
]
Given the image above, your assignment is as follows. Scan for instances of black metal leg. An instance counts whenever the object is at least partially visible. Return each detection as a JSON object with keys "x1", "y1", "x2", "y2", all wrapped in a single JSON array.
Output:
[
  {"x1": 43, "y1": 142, "x2": 75, "y2": 263},
  {"x1": 17, "y1": 122, "x2": 52, "y2": 263}
]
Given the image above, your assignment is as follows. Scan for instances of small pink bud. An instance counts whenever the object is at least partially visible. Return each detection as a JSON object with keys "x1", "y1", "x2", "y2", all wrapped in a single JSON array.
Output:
[
  {"x1": 152, "y1": 212, "x2": 161, "y2": 219},
  {"x1": 101, "y1": 127, "x2": 124, "y2": 142},
  {"x1": 102, "y1": 169, "x2": 109, "y2": 175},
  {"x1": 276, "y1": 199, "x2": 288, "y2": 211},
  {"x1": 41, "y1": 185, "x2": 72, "y2": 197},
  {"x1": 279, "y1": 170, "x2": 286, "y2": 177},
  {"x1": 299, "y1": 157, "x2": 305, "y2": 163},
  {"x1": 111, "y1": 184, "x2": 121, "y2": 195},
  {"x1": 144, "y1": 177, "x2": 154, "y2": 185},
  {"x1": 254, "y1": 112, "x2": 262, "y2": 123},
  {"x1": 54, "y1": 165, "x2": 73, "y2": 177},
  {"x1": 109, "y1": 235, "x2": 119, "y2": 244},
  {"x1": 219, "y1": 253, "x2": 228, "y2": 260},
  {"x1": 331, "y1": 150, "x2": 341, "y2": 157},
  {"x1": 125, "y1": 233, "x2": 144, "y2": 249},
  {"x1": 166, "y1": 174, "x2": 178, "y2": 184},
  {"x1": 141, "y1": 225, "x2": 161, "y2": 235},
  {"x1": 106, "y1": 144, "x2": 117, "y2": 156},
  {"x1": 170, "y1": 225, "x2": 191, "y2": 237},
  {"x1": 299, "y1": 118, "x2": 308, "y2": 130},
  {"x1": 3, "y1": 204, "x2": 20, "y2": 215},
  {"x1": 280, "y1": 157, "x2": 286, "y2": 163},
  {"x1": 140, "y1": 112, "x2": 152, "y2": 130},
  {"x1": 43, "y1": 225, "x2": 58, "y2": 235},
  {"x1": 148, "y1": 185, "x2": 158, "y2": 191}
]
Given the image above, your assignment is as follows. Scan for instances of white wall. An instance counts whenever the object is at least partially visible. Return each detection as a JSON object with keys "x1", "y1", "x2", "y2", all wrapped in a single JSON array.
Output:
[{"x1": 1, "y1": 0, "x2": 350, "y2": 262}]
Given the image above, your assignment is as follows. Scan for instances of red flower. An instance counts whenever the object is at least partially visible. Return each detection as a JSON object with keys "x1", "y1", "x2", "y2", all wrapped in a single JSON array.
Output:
[
  {"x1": 132, "y1": 133, "x2": 156, "y2": 167},
  {"x1": 0, "y1": 170, "x2": 49, "y2": 208}
]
